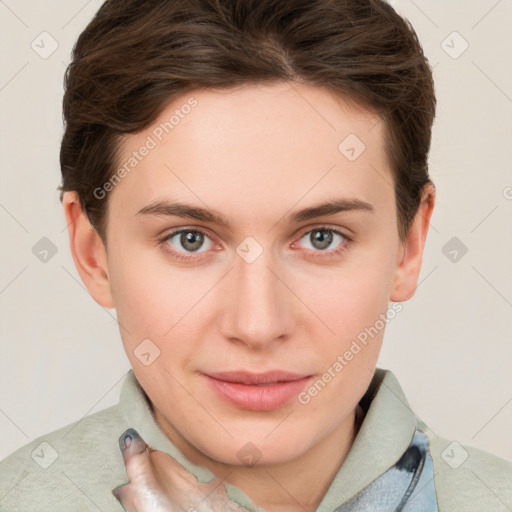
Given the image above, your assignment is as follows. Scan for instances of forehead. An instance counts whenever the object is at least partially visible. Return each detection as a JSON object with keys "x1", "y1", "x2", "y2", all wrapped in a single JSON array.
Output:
[{"x1": 108, "y1": 81, "x2": 391, "y2": 224}]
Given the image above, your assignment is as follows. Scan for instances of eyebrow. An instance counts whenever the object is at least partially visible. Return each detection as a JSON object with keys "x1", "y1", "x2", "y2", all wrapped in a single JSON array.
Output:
[{"x1": 135, "y1": 197, "x2": 374, "y2": 228}]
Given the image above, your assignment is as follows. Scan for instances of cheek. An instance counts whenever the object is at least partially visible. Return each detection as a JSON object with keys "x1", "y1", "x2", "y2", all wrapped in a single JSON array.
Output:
[
  {"x1": 288, "y1": 245, "x2": 398, "y2": 397},
  {"x1": 294, "y1": 264, "x2": 393, "y2": 411},
  {"x1": 293, "y1": 249, "x2": 396, "y2": 338},
  {"x1": 107, "y1": 241, "x2": 186, "y2": 344},
  {"x1": 107, "y1": 241, "x2": 218, "y2": 376}
]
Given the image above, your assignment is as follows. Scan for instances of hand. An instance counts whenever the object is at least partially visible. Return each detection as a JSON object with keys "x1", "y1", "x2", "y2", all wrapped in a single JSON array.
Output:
[{"x1": 112, "y1": 428, "x2": 244, "y2": 512}]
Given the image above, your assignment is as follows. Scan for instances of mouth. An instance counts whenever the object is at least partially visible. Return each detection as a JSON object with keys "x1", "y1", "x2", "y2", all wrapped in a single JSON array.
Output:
[
  {"x1": 205, "y1": 370, "x2": 310, "y2": 384},
  {"x1": 202, "y1": 370, "x2": 313, "y2": 411}
]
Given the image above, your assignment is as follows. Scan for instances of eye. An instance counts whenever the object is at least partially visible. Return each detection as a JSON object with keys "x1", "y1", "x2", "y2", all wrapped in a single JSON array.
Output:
[
  {"x1": 294, "y1": 226, "x2": 351, "y2": 257},
  {"x1": 158, "y1": 225, "x2": 352, "y2": 262},
  {"x1": 159, "y1": 228, "x2": 215, "y2": 260}
]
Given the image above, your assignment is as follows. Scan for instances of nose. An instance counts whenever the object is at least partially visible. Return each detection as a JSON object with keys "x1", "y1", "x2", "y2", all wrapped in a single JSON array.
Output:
[{"x1": 219, "y1": 243, "x2": 295, "y2": 351}]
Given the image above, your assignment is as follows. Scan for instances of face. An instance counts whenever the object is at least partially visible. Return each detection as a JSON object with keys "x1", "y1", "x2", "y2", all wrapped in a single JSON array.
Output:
[{"x1": 100, "y1": 82, "x2": 406, "y2": 466}]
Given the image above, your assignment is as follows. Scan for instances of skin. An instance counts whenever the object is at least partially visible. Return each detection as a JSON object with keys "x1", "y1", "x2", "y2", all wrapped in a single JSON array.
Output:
[
  {"x1": 62, "y1": 81, "x2": 435, "y2": 511},
  {"x1": 111, "y1": 428, "x2": 242, "y2": 511}
]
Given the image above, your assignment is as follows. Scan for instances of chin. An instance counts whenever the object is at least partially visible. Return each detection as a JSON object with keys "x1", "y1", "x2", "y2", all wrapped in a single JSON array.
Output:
[{"x1": 193, "y1": 433, "x2": 311, "y2": 467}]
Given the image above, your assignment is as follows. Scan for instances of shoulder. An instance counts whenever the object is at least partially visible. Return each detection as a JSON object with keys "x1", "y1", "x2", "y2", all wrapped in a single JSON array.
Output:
[
  {"x1": 418, "y1": 420, "x2": 512, "y2": 511},
  {"x1": 0, "y1": 403, "x2": 127, "y2": 511}
]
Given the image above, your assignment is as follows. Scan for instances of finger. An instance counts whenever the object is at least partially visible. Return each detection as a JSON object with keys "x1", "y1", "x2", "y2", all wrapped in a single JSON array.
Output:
[
  {"x1": 111, "y1": 483, "x2": 139, "y2": 512},
  {"x1": 206, "y1": 483, "x2": 245, "y2": 512},
  {"x1": 113, "y1": 479, "x2": 173, "y2": 512},
  {"x1": 118, "y1": 428, "x2": 157, "y2": 489},
  {"x1": 147, "y1": 451, "x2": 242, "y2": 511},
  {"x1": 117, "y1": 429, "x2": 176, "y2": 511},
  {"x1": 116, "y1": 429, "x2": 242, "y2": 512}
]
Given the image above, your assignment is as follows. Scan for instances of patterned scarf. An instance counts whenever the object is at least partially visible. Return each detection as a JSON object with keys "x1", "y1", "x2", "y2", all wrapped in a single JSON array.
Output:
[{"x1": 333, "y1": 429, "x2": 439, "y2": 511}]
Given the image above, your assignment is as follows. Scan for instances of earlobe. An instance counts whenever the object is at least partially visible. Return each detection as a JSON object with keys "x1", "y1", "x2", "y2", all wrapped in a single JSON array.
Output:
[
  {"x1": 62, "y1": 191, "x2": 115, "y2": 309},
  {"x1": 390, "y1": 183, "x2": 436, "y2": 302}
]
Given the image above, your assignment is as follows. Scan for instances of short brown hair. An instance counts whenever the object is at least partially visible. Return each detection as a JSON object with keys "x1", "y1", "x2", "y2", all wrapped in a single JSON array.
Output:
[{"x1": 59, "y1": 0, "x2": 436, "y2": 244}]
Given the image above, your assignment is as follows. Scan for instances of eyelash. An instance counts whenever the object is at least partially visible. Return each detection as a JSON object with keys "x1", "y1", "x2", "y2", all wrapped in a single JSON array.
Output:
[{"x1": 158, "y1": 226, "x2": 353, "y2": 262}]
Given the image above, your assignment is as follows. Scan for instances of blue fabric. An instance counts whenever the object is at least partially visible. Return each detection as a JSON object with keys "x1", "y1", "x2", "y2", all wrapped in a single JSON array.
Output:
[{"x1": 333, "y1": 430, "x2": 439, "y2": 511}]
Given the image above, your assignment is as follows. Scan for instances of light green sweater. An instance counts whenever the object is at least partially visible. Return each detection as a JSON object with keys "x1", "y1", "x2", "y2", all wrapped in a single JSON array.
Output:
[{"x1": 1, "y1": 368, "x2": 511, "y2": 511}]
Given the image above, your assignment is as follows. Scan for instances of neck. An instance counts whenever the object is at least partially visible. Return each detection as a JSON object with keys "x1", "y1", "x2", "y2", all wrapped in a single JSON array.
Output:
[{"x1": 153, "y1": 404, "x2": 365, "y2": 511}]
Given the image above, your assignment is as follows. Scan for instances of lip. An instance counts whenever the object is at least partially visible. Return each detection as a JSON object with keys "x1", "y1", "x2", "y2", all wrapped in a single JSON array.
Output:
[{"x1": 202, "y1": 371, "x2": 313, "y2": 411}]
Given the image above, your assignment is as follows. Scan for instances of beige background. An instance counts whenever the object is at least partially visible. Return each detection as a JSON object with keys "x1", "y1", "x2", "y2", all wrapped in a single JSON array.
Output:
[{"x1": 1, "y1": 0, "x2": 511, "y2": 463}]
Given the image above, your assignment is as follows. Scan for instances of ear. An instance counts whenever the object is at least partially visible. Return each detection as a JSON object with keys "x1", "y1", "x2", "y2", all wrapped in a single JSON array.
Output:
[
  {"x1": 62, "y1": 191, "x2": 115, "y2": 309},
  {"x1": 390, "y1": 182, "x2": 436, "y2": 302}
]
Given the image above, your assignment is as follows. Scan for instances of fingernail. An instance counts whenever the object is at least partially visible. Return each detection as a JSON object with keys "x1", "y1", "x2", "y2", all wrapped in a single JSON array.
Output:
[{"x1": 119, "y1": 428, "x2": 139, "y2": 451}]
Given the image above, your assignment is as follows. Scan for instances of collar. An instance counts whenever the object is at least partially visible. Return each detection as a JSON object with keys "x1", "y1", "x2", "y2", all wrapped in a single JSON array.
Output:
[
  {"x1": 118, "y1": 367, "x2": 418, "y2": 511},
  {"x1": 316, "y1": 368, "x2": 418, "y2": 510}
]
